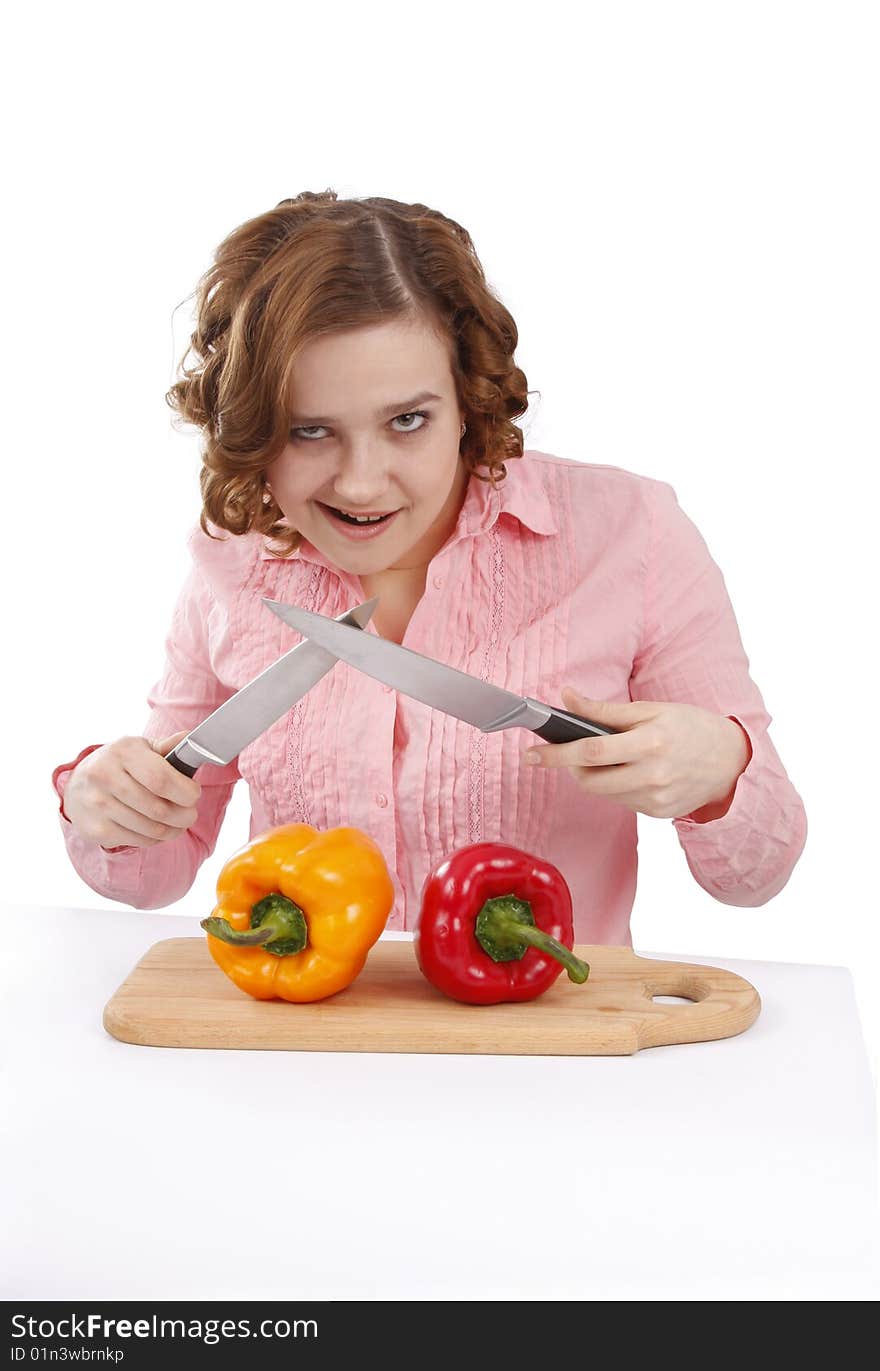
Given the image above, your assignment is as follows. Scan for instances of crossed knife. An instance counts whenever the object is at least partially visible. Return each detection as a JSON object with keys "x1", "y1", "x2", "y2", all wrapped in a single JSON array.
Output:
[{"x1": 165, "y1": 597, "x2": 615, "y2": 778}]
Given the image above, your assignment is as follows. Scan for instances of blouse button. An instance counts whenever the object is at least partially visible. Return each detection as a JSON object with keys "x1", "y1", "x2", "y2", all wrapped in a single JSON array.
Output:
[
  {"x1": 433, "y1": 575, "x2": 443, "y2": 589},
  {"x1": 375, "y1": 793, "x2": 388, "y2": 808}
]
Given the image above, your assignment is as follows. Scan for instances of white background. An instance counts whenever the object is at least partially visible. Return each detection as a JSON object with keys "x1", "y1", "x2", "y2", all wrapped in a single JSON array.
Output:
[{"x1": 3, "y1": 0, "x2": 878, "y2": 1197}]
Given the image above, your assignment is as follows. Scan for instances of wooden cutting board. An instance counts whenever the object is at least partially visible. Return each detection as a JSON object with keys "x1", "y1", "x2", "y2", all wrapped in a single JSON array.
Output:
[{"x1": 103, "y1": 939, "x2": 761, "y2": 1055}]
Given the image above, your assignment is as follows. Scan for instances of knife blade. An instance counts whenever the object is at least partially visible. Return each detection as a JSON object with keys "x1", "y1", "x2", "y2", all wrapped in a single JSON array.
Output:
[
  {"x1": 261, "y1": 599, "x2": 617, "y2": 743},
  {"x1": 163, "y1": 599, "x2": 378, "y2": 777}
]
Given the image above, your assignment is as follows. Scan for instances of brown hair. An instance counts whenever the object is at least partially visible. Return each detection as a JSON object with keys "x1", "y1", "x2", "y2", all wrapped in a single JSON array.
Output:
[{"x1": 165, "y1": 191, "x2": 537, "y2": 558}]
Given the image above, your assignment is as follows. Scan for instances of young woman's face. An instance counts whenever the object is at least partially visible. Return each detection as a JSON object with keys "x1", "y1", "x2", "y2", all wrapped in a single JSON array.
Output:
[{"x1": 265, "y1": 318, "x2": 468, "y2": 575}]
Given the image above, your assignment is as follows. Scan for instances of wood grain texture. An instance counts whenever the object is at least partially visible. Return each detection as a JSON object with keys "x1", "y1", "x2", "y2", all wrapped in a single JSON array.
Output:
[{"x1": 103, "y1": 939, "x2": 761, "y2": 1055}]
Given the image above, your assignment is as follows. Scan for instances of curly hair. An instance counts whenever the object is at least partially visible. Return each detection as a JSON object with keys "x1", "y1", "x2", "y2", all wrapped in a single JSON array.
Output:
[{"x1": 165, "y1": 191, "x2": 537, "y2": 558}]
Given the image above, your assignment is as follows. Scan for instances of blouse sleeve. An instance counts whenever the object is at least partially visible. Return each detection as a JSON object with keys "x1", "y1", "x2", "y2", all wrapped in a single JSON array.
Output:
[
  {"x1": 629, "y1": 478, "x2": 808, "y2": 906},
  {"x1": 51, "y1": 559, "x2": 241, "y2": 910}
]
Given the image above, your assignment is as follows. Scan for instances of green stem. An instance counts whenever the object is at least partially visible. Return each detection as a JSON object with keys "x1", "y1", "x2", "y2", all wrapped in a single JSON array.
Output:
[
  {"x1": 201, "y1": 892, "x2": 308, "y2": 958},
  {"x1": 201, "y1": 918, "x2": 275, "y2": 946},
  {"x1": 474, "y1": 895, "x2": 590, "y2": 984}
]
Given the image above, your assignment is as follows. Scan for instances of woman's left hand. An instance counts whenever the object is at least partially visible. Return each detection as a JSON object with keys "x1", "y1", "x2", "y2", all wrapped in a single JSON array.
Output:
[{"x1": 522, "y1": 687, "x2": 753, "y2": 821}]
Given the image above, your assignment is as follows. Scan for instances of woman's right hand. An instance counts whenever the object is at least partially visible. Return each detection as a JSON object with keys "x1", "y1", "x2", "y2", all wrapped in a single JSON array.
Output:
[{"x1": 62, "y1": 730, "x2": 202, "y2": 849}]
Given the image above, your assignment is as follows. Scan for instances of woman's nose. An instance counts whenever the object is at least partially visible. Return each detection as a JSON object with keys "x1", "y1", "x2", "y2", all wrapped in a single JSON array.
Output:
[{"x1": 330, "y1": 444, "x2": 394, "y2": 498}]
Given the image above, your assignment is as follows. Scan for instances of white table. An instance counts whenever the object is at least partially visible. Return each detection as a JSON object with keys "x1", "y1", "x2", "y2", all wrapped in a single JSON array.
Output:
[{"x1": 2, "y1": 904, "x2": 878, "y2": 1301}]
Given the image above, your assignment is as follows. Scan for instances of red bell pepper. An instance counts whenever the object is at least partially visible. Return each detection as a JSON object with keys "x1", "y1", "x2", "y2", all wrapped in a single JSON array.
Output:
[{"x1": 414, "y1": 841, "x2": 590, "y2": 1005}]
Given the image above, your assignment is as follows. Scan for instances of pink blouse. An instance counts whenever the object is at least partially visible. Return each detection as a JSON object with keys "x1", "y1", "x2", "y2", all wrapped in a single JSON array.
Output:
[{"x1": 52, "y1": 450, "x2": 807, "y2": 941}]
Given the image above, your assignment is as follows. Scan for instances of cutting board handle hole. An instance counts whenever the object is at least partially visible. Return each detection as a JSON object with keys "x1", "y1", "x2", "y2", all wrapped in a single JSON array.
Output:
[{"x1": 651, "y1": 994, "x2": 696, "y2": 1005}]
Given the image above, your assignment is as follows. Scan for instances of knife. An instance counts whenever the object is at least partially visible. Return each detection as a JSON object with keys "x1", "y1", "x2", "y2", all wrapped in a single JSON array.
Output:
[
  {"x1": 163, "y1": 600, "x2": 377, "y2": 777},
  {"x1": 261, "y1": 598, "x2": 618, "y2": 743}
]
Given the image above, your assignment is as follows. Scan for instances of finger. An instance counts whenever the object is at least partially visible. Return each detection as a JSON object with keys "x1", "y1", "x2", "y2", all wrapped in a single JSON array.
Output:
[
  {"x1": 125, "y1": 741, "x2": 202, "y2": 806},
  {"x1": 112, "y1": 769, "x2": 200, "y2": 832},
  {"x1": 97, "y1": 818, "x2": 165, "y2": 848},
  {"x1": 523, "y1": 725, "x2": 655, "y2": 769},
  {"x1": 559, "y1": 687, "x2": 659, "y2": 729},
  {"x1": 564, "y1": 758, "x2": 660, "y2": 798},
  {"x1": 158, "y1": 730, "x2": 190, "y2": 748},
  {"x1": 99, "y1": 792, "x2": 191, "y2": 843}
]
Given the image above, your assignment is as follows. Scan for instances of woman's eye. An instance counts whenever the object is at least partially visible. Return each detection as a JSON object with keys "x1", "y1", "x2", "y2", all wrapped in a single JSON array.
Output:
[
  {"x1": 392, "y1": 411, "x2": 429, "y2": 434},
  {"x1": 289, "y1": 411, "x2": 431, "y2": 442}
]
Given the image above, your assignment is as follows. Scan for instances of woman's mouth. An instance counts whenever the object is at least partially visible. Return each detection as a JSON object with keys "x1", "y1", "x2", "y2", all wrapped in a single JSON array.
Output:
[{"x1": 318, "y1": 502, "x2": 402, "y2": 540}]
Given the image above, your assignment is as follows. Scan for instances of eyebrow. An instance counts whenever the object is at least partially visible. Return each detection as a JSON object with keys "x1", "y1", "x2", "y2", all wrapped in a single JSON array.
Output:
[{"x1": 289, "y1": 391, "x2": 444, "y2": 425}]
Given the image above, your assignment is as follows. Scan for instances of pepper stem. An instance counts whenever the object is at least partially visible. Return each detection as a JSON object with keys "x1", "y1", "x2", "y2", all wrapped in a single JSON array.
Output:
[
  {"x1": 201, "y1": 892, "x2": 308, "y2": 959},
  {"x1": 474, "y1": 895, "x2": 590, "y2": 984}
]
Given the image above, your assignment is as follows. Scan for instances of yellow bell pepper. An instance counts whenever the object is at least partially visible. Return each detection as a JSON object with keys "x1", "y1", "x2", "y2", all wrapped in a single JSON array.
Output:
[{"x1": 200, "y1": 823, "x2": 395, "y2": 1002}]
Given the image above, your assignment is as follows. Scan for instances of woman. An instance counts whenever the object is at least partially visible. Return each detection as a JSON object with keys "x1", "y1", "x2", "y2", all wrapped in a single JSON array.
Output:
[{"x1": 52, "y1": 191, "x2": 807, "y2": 940}]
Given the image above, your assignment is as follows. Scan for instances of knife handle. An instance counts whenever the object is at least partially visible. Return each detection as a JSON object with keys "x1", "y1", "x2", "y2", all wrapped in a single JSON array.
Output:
[
  {"x1": 163, "y1": 744, "x2": 199, "y2": 779},
  {"x1": 531, "y1": 706, "x2": 618, "y2": 743}
]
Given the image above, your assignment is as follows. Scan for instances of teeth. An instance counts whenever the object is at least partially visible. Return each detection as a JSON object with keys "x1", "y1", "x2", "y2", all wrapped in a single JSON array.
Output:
[{"x1": 334, "y1": 508, "x2": 389, "y2": 523}]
